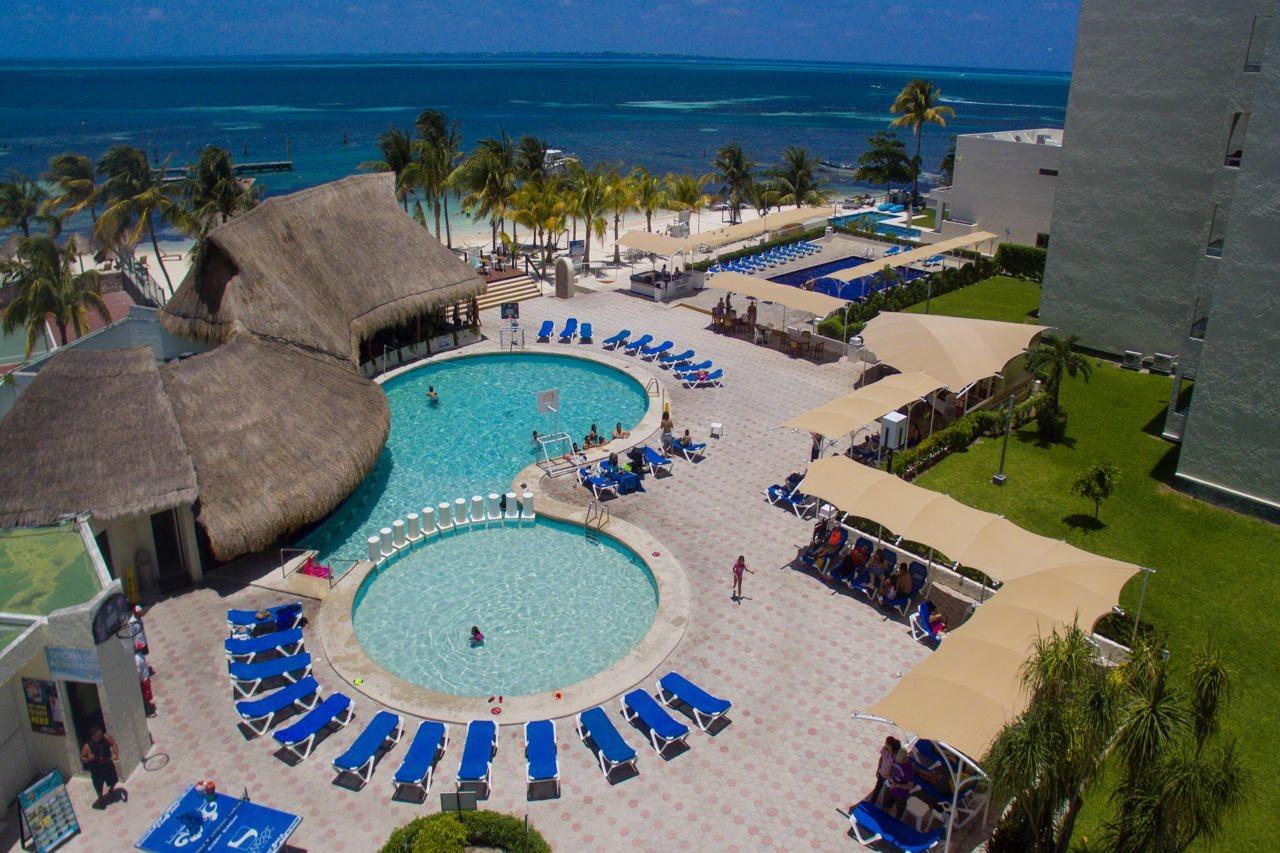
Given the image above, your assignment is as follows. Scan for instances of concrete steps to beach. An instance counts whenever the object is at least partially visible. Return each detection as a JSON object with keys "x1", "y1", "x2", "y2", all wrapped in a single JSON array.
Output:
[{"x1": 476, "y1": 275, "x2": 543, "y2": 312}]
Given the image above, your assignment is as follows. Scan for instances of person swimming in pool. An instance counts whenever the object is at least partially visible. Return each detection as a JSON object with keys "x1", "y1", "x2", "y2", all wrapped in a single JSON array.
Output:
[
  {"x1": 427, "y1": 386, "x2": 439, "y2": 404},
  {"x1": 470, "y1": 626, "x2": 485, "y2": 646}
]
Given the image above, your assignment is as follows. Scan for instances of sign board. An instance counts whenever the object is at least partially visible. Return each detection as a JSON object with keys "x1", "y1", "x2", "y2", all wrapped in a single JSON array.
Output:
[
  {"x1": 18, "y1": 769, "x2": 79, "y2": 853},
  {"x1": 500, "y1": 301, "x2": 520, "y2": 320},
  {"x1": 92, "y1": 591, "x2": 131, "y2": 645},
  {"x1": 45, "y1": 647, "x2": 102, "y2": 684},
  {"x1": 536, "y1": 388, "x2": 559, "y2": 415},
  {"x1": 439, "y1": 790, "x2": 478, "y2": 814},
  {"x1": 22, "y1": 678, "x2": 65, "y2": 736},
  {"x1": 136, "y1": 787, "x2": 301, "y2": 853}
]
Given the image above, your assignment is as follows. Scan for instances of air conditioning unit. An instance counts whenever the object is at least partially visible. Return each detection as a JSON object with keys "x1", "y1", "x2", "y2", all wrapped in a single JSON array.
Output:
[
  {"x1": 1123, "y1": 350, "x2": 1142, "y2": 371},
  {"x1": 1151, "y1": 353, "x2": 1176, "y2": 375}
]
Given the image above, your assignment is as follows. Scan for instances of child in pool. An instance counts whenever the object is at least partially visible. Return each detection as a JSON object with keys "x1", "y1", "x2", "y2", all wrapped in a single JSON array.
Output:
[
  {"x1": 427, "y1": 386, "x2": 439, "y2": 404},
  {"x1": 470, "y1": 626, "x2": 485, "y2": 646}
]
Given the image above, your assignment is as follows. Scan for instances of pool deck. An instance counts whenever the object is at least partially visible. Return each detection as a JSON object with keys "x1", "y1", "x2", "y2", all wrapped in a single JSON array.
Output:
[{"x1": 46, "y1": 288, "x2": 993, "y2": 852}]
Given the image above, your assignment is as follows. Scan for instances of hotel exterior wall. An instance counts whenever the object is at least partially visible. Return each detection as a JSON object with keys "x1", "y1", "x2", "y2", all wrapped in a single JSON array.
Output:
[
  {"x1": 936, "y1": 133, "x2": 1059, "y2": 247},
  {"x1": 1040, "y1": 0, "x2": 1268, "y2": 357}
]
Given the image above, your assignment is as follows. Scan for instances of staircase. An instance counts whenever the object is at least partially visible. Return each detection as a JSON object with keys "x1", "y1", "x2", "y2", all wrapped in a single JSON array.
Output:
[{"x1": 476, "y1": 275, "x2": 543, "y2": 312}]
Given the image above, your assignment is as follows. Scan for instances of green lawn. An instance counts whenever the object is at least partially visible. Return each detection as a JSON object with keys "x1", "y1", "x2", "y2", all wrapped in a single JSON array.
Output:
[
  {"x1": 908, "y1": 208, "x2": 936, "y2": 229},
  {"x1": 904, "y1": 275, "x2": 1040, "y2": 324},
  {"x1": 915, "y1": 365, "x2": 1280, "y2": 850}
]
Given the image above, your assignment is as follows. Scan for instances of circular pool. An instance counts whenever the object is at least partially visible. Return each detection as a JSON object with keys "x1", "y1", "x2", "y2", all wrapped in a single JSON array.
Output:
[
  {"x1": 352, "y1": 518, "x2": 658, "y2": 696},
  {"x1": 300, "y1": 352, "x2": 649, "y2": 561}
]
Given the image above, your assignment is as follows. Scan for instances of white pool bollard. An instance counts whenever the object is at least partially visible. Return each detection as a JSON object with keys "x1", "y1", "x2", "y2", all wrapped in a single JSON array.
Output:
[
  {"x1": 504, "y1": 491, "x2": 519, "y2": 520},
  {"x1": 469, "y1": 495, "x2": 485, "y2": 524},
  {"x1": 486, "y1": 492, "x2": 502, "y2": 521},
  {"x1": 453, "y1": 497, "x2": 467, "y2": 527},
  {"x1": 392, "y1": 519, "x2": 406, "y2": 548},
  {"x1": 379, "y1": 526, "x2": 394, "y2": 556},
  {"x1": 437, "y1": 501, "x2": 453, "y2": 531},
  {"x1": 367, "y1": 536, "x2": 381, "y2": 563},
  {"x1": 422, "y1": 506, "x2": 436, "y2": 537},
  {"x1": 521, "y1": 491, "x2": 536, "y2": 520},
  {"x1": 406, "y1": 512, "x2": 420, "y2": 540}
]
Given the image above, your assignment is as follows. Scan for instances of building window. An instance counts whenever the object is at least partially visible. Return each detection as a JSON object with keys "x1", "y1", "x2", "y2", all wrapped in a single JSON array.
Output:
[
  {"x1": 1205, "y1": 203, "x2": 1229, "y2": 257},
  {"x1": 1038, "y1": 168, "x2": 1059, "y2": 176},
  {"x1": 1035, "y1": 233, "x2": 1050, "y2": 249},
  {"x1": 1245, "y1": 14, "x2": 1272, "y2": 71},
  {"x1": 1224, "y1": 112, "x2": 1249, "y2": 167}
]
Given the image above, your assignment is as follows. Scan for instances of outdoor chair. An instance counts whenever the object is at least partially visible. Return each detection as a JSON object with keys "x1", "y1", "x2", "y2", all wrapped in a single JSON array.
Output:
[
  {"x1": 234, "y1": 675, "x2": 321, "y2": 736},
  {"x1": 226, "y1": 602, "x2": 303, "y2": 636},
  {"x1": 228, "y1": 652, "x2": 313, "y2": 698},
  {"x1": 849, "y1": 801, "x2": 944, "y2": 852},
  {"x1": 457, "y1": 720, "x2": 498, "y2": 797},
  {"x1": 655, "y1": 672, "x2": 731, "y2": 732},
  {"x1": 576, "y1": 706, "x2": 638, "y2": 781},
  {"x1": 391, "y1": 720, "x2": 449, "y2": 798},
  {"x1": 524, "y1": 720, "x2": 560, "y2": 797},
  {"x1": 224, "y1": 628, "x2": 305, "y2": 664},
  {"x1": 272, "y1": 693, "x2": 354, "y2": 762},
  {"x1": 332, "y1": 710, "x2": 403, "y2": 787},
  {"x1": 621, "y1": 690, "x2": 690, "y2": 756},
  {"x1": 536, "y1": 320, "x2": 554, "y2": 342}
]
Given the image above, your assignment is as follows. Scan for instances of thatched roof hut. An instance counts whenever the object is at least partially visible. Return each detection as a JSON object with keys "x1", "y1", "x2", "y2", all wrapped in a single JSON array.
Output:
[
  {"x1": 0, "y1": 348, "x2": 198, "y2": 528},
  {"x1": 160, "y1": 172, "x2": 485, "y2": 365},
  {"x1": 162, "y1": 336, "x2": 389, "y2": 560}
]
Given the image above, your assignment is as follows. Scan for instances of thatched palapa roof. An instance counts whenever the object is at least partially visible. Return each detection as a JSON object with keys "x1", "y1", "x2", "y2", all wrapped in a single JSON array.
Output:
[
  {"x1": 0, "y1": 348, "x2": 198, "y2": 528},
  {"x1": 162, "y1": 336, "x2": 389, "y2": 560},
  {"x1": 160, "y1": 172, "x2": 485, "y2": 364}
]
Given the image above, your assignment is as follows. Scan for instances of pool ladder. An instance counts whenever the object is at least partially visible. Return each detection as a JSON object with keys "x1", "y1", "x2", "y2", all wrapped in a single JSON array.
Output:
[{"x1": 584, "y1": 501, "x2": 611, "y2": 543}]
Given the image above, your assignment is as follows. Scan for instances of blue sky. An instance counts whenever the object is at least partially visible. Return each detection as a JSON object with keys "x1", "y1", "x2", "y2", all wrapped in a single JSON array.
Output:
[{"x1": 2, "y1": 0, "x2": 1080, "y2": 71}]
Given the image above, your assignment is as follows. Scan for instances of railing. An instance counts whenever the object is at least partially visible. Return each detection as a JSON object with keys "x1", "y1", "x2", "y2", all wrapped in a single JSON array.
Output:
[
  {"x1": 279, "y1": 547, "x2": 359, "y2": 589},
  {"x1": 279, "y1": 547, "x2": 314, "y2": 580},
  {"x1": 644, "y1": 377, "x2": 660, "y2": 398},
  {"x1": 116, "y1": 250, "x2": 168, "y2": 307},
  {"x1": 584, "y1": 500, "x2": 611, "y2": 542}
]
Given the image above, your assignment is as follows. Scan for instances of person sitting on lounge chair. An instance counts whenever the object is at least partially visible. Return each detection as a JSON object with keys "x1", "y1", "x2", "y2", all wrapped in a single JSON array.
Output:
[
  {"x1": 885, "y1": 748, "x2": 916, "y2": 818},
  {"x1": 867, "y1": 550, "x2": 891, "y2": 590},
  {"x1": 881, "y1": 563, "x2": 913, "y2": 603},
  {"x1": 626, "y1": 445, "x2": 646, "y2": 479},
  {"x1": 924, "y1": 601, "x2": 948, "y2": 638}
]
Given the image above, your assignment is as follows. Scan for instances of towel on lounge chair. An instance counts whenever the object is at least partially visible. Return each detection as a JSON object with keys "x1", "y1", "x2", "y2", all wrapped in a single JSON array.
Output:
[
  {"x1": 680, "y1": 368, "x2": 723, "y2": 388},
  {"x1": 227, "y1": 602, "x2": 303, "y2": 634}
]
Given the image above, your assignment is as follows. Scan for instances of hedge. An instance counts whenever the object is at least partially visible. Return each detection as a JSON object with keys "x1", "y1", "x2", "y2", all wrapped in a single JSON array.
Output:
[
  {"x1": 889, "y1": 391, "x2": 1050, "y2": 479},
  {"x1": 381, "y1": 811, "x2": 552, "y2": 853},
  {"x1": 994, "y1": 243, "x2": 1047, "y2": 281}
]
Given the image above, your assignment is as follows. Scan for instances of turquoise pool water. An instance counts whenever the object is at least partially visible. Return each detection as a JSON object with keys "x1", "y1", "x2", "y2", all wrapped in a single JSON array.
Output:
[
  {"x1": 300, "y1": 352, "x2": 648, "y2": 561},
  {"x1": 352, "y1": 518, "x2": 658, "y2": 696}
]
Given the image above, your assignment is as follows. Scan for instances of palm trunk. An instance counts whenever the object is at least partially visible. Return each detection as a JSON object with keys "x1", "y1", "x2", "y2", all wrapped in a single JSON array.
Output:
[
  {"x1": 913, "y1": 129, "x2": 923, "y2": 205},
  {"x1": 1054, "y1": 793, "x2": 1086, "y2": 853},
  {"x1": 147, "y1": 215, "x2": 174, "y2": 294},
  {"x1": 432, "y1": 194, "x2": 442, "y2": 240},
  {"x1": 646, "y1": 210, "x2": 652, "y2": 232},
  {"x1": 56, "y1": 322, "x2": 69, "y2": 346},
  {"x1": 443, "y1": 194, "x2": 452, "y2": 248},
  {"x1": 612, "y1": 213, "x2": 621, "y2": 265}
]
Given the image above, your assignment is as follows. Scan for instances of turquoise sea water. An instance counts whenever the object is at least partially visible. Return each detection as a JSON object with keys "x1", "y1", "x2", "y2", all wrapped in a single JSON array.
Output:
[
  {"x1": 299, "y1": 352, "x2": 648, "y2": 561},
  {"x1": 353, "y1": 517, "x2": 658, "y2": 697}
]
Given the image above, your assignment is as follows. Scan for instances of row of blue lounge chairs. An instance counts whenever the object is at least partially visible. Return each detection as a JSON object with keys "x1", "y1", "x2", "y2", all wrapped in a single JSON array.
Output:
[
  {"x1": 877, "y1": 201, "x2": 907, "y2": 214},
  {"x1": 602, "y1": 330, "x2": 725, "y2": 388},
  {"x1": 705, "y1": 240, "x2": 821, "y2": 275},
  {"x1": 536, "y1": 318, "x2": 592, "y2": 344}
]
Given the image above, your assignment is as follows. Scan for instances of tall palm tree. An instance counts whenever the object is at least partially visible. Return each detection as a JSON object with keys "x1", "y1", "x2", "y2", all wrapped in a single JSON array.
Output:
[
  {"x1": 745, "y1": 177, "x2": 778, "y2": 218},
  {"x1": 95, "y1": 145, "x2": 181, "y2": 293},
  {"x1": 605, "y1": 169, "x2": 635, "y2": 265},
  {"x1": 1, "y1": 235, "x2": 109, "y2": 355},
  {"x1": 663, "y1": 172, "x2": 712, "y2": 231},
  {"x1": 0, "y1": 172, "x2": 50, "y2": 237},
  {"x1": 510, "y1": 177, "x2": 566, "y2": 277},
  {"x1": 630, "y1": 167, "x2": 667, "y2": 232},
  {"x1": 1026, "y1": 333, "x2": 1091, "y2": 409},
  {"x1": 458, "y1": 133, "x2": 517, "y2": 252},
  {"x1": 889, "y1": 79, "x2": 955, "y2": 204},
  {"x1": 712, "y1": 143, "x2": 754, "y2": 225},
  {"x1": 571, "y1": 166, "x2": 610, "y2": 269},
  {"x1": 413, "y1": 110, "x2": 464, "y2": 243},
  {"x1": 43, "y1": 154, "x2": 98, "y2": 225},
  {"x1": 183, "y1": 145, "x2": 257, "y2": 228},
  {"x1": 359, "y1": 128, "x2": 415, "y2": 210},
  {"x1": 771, "y1": 146, "x2": 826, "y2": 208},
  {"x1": 516, "y1": 135, "x2": 550, "y2": 185}
]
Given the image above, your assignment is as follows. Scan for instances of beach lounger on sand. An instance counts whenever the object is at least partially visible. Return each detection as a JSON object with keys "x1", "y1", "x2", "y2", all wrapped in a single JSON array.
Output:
[
  {"x1": 536, "y1": 320, "x2": 554, "y2": 342},
  {"x1": 392, "y1": 720, "x2": 449, "y2": 798},
  {"x1": 655, "y1": 672, "x2": 731, "y2": 732},
  {"x1": 621, "y1": 690, "x2": 690, "y2": 756},
  {"x1": 623, "y1": 333, "x2": 654, "y2": 355},
  {"x1": 671, "y1": 438, "x2": 706, "y2": 461},
  {"x1": 558, "y1": 318, "x2": 578, "y2": 342},
  {"x1": 457, "y1": 720, "x2": 498, "y2": 796},
  {"x1": 602, "y1": 329, "x2": 630, "y2": 350},
  {"x1": 235, "y1": 675, "x2": 321, "y2": 735},
  {"x1": 332, "y1": 710, "x2": 402, "y2": 787},
  {"x1": 524, "y1": 719, "x2": 560, "y2": 797},
  {"x1": 642, "y1": 446, "x2": 673, "y2": 476},
  {"x1": 849, "y1": 801, "x2": 944, "y2": 852},
  {"x1": 272, "y1": 693, "x2": 354, "y2": 761},
  {"x1": 228, "y1": 652, "x2": 312, "y2": 698},
  {"x1": 224, "y1": 628, "x2": 304, "y2": 664},
  {"x1": 640, "y1": 340, "x2": 673, "y2": 361},
  {"x1": 576, "y1": 706, "x2": 638, "y2": 781},
  {"x1": 226, "y1": 602, "x2": 303, "y2": 635},
  {"x1": 579, "y1": 322, "x2": 593, "y2": 343}
]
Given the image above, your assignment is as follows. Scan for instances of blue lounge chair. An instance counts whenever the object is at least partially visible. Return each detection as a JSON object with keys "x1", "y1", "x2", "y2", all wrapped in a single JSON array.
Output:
[
  {"x1": 273, "y1": 693, "x2": 354, "y2": 761},
  {"x1": 585, "y1": 472, "x2": 619, "y2": 500},
  {"x1": 224, "y1": 628, "x2": 304, "y2": 664},
  {"x1": 849, "y1": 801, "x2": 945, "y2": 852},
  {"x1": 640, "y1": 339, "x2": 674, "y2": 361},
  {"x1": 524, "y1": 719, "x2": 560, "y2": 797},
  {"x1": 226, "y1": 602, "x2": 303, "y2": 635},
  {"x1": 642, "y1": 446, "x2": 673, "y2": 477},
  {"x1": 557, "y1": 317, "x2": 578, "y2": 342},
  {"x1": 910, "y1": 601, "x2": 944, "y2": 645},
  {"x1": 602, "y1": 329, "x2": 630, "y2": 350},
  {"x1": 882, "y1": 587, "x2": 913, "y2": 617},
  {"x1": 885, "y1": 244, "x2": 902, "y2": 256},
  {"x1": 658, "y1": 348, "x2": 694, "y2": 368},
  {"x1": 623, "y1": 333, "x2": 653, "y2": 355},
  {"x1": 621, "y1": 690, "x2": 690, "y2": 756},
  {"x1": 655, "y1": 672, "x2": 732, "y2": 732},
  {"x1": 536, "y1": 320, "x2": 554, "y2": 342},
  {"x1": 457, "y1": 719, "x2": 498, "y2": 796},
  {"x1": 332, "y1": 710, "x2": 403, "y2": 786},
  {"x1": 228, "y1": 652, "x2": 313, "y2": 698},
  {"x1": 670, "y1": 438, "x2": 706, "y2": 461},
  {"x1": 765, "y1": 484, "x2": 815, "y2": 517},
  {"x1": 392, "y1": 720, "x2": 449, "y2": 798},
  {"x1": 235, "y1": 675, "x2": 321, "y2": 736},
  {"x1": 680, "y1": 368, "x2": 724, "y2": 388},
  {"x1": 674, "y1": 359, "x2": 712, "y2": 375},
  {"x1": 579, "y1": 322, "x2": 593, "y2": 343},
  {"x1": 576, "y1": 706, "x2": 638, "y2": 781}
]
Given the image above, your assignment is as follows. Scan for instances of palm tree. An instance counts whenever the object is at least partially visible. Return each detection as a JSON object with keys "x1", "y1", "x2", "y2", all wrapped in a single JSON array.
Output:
[
  {"x1": 570, "y1": 166, "x2": 610, "y2": 269},
  {"x1": 630, "y1": 167, "x2": 667, "y2": 232},
  {"x1": 359, "y1": 128, "x2": 415, "y2": 210},
  {"x1": 43, "y1": 154, "x2": 98, "y2": 225},
  {"x1": 771, "y1": 146, "x2": 827, "y2": 208},
  {"x1": 0, "y1": 172, "x2": 50, "y2": 237},
  {"x1": 95, "y1": 145, "x2": 181, "y2": 293},
  {"x1": 516, "y1": 135, "x2": 550, "y2": 185},
  {"x1": 745, "y1": 177, "x2": 778, "y2": 218},
  {"x1": 889, "y1": 79, "x2": 955, "y2": 204},
  {"x1": 1, "y1": 235, "x2": 109, "y2": 355},
  {"x1": 712, "y1": 143, "x2": 754, "y2": 225},
  {"x1": 605, "y1": 169, "x2": 635, "y2": 265},
  {"x1": 510, "y1": 177, "x2": 566, "y2": 277},
  {"x1": 663, "y1": 172, "x2": 712, "y2": 231},
  {"x1": 413, "y1": 110, "x2": 464, "y2": 243},
  {"x1": 458, "y1": 133, "x2": 517, "y2": 252},
  {"x1": 184, "y1": 145, "x2": 257, "y2": 228},
  {"x1": 1026, "y1": 333, "x2": 1092, "y2": 409}
]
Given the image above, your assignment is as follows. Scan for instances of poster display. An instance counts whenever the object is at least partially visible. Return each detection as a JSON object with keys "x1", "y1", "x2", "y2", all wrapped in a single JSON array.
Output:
[
  {"x1": 18, "y1": 769, "x2": 80, "y2": 853},
  {"x1": 21, "y1": 678, "x2": 65, "y2": 736}
]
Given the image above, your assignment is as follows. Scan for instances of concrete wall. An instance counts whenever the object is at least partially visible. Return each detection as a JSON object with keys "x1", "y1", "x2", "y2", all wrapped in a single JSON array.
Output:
[
  {"x1": 1041, "y1": 0, "x2": 1271, "y2": 357},
  {"x1": 91, "y1": 505, "x2": 202, "y2": 594},
  {"x1": 937, "y1": 133, "x2": 1060, "y2": 246},
  {"x1": 1175, "y1": 15, "x2": 1280, "y2": 510}
]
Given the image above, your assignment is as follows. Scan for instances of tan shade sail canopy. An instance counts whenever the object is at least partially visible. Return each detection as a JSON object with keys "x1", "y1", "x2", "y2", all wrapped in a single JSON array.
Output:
[
  {"x1": 781, "y1": 372, "x2": 946, "y2": 436},
  {"x1": 711, "y1": 271, "x2": 848, "y2": 316},
  {"x1": 695, "y1": 205, "x2": 836, "y2": 251},
  {"x1": 828, "y1": 231, "x2": 999, "y2": 283},
  {"x1": 618, "y1": 231, "x2": 690, "y2": 256},
  {"x1": 859, "y1": 311, "x2": 1047, "y2": 391}
]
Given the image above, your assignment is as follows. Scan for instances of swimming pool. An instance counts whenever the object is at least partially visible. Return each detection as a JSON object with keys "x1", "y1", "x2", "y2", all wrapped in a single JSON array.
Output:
[
  {"x1": 832, "y1": 211, "x2": 923, "y2": 240},
  {"x1": 299, "y1": 352, "x2": 649, "y2": 561},
  {"x1": 352, "y1": 518, "x2": 658, "y2": 696}
]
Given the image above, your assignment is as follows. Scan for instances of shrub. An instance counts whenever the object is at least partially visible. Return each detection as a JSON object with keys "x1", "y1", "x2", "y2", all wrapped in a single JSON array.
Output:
[
  {"x1": 382, "y1": 811, "x2": 551, "y2": 853},
  {"x1": 411, "y1": 814, "x2": 468, "y2": 853},
  {"x1": 891, "y1": 391, "x2": 1049, "y2": 478},
  {"x1": 1070, "y1": 460, "x2": 1120, "y2": 519},
  {"x1": 459, "y1": 810, "x2": 552, "y2": 853},
  {"x1": 995, "y1": 242, "x2": 1047, "y2": 281}
]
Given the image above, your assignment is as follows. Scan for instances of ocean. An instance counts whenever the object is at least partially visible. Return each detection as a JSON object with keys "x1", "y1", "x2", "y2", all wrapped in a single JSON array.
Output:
[{"x1": 0, "y1": 55, "x2": 1069, "y2": 237}]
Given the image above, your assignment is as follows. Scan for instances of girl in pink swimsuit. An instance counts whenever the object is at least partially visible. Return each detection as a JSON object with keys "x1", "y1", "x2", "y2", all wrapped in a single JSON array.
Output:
[{"x1": 731, "y1": 555, "x2": 754, "y2": 601}]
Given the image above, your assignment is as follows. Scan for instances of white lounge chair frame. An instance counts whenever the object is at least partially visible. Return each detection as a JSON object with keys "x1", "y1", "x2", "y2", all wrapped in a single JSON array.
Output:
[
  {"x1": 239, "y1": 685, "x2": 321, "y2": 736},
  {"x1": 655, "y1": 678, "x2": 730, "y2": 733},
  {"x1": 392, "y1": 722, "x2": 450, "y2": 798},
  {"x1": 575, "y1": 713, "x2": 638, "y2": 780},
  {"x1": 278, "y1": 701, "x2": 355, "y2": 762},
  {"x1": 230, "y1": 657, "x2": 312, "y2": 699},
  {"x1": 619, "y1": 696, "x2": 688, "y2": 757},
  {"x1": 335, "y1": 715, "x2": 403, "y2": 787}
]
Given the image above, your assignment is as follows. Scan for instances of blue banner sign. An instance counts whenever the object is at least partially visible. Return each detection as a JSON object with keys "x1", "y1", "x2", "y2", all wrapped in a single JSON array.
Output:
[
  {"x1": 18, "y1": 769, "x2": 80, "y2": 853},
  {"x1": 136, "y1": 787, "x2": 300, "y2": 853},
  {"x1": 44, "y1": 647, "x2": 102, "y2": 683}
]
